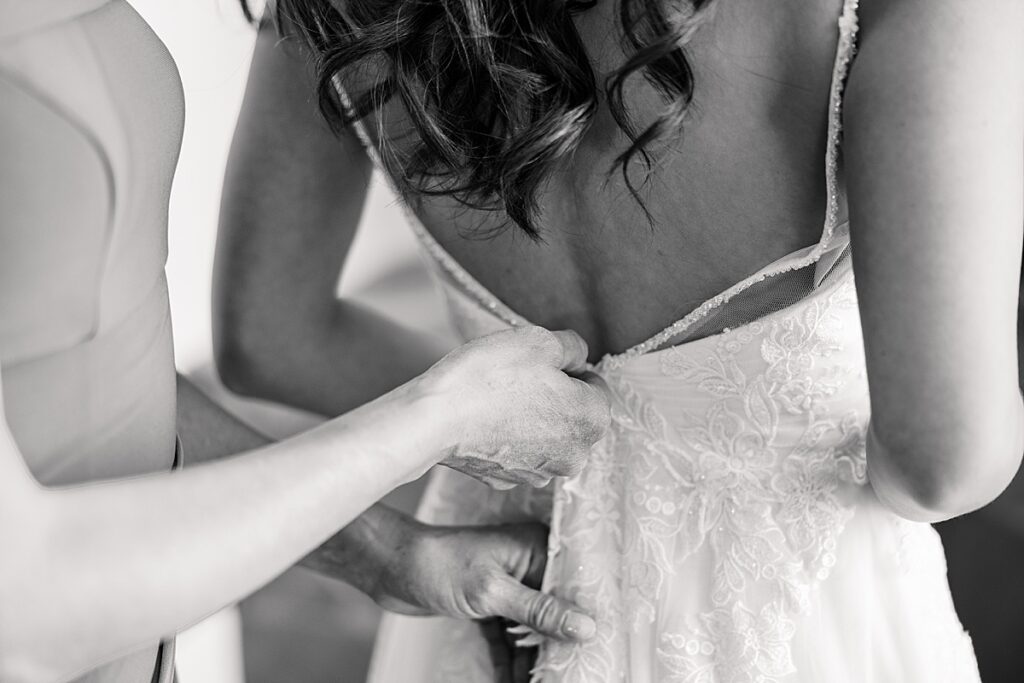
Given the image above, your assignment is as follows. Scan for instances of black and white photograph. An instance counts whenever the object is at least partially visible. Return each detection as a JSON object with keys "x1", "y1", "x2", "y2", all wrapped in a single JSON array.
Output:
[{"x1": 1, "y1": 0, "x2": 1022, "y2": 682}]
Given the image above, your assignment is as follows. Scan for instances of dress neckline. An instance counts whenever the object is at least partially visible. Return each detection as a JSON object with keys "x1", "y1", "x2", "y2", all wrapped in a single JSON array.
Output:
[{"x1": 345, "y1": 0, "x2": 862, "y2": 370}]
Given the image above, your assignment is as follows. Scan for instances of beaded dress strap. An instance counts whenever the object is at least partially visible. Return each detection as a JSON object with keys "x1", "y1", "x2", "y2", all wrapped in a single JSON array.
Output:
[
  {"x1": 338, "y1": 78, "x2": 530, "y2": 328},
  {"x1": 598, "y1": 0, "x2": 861, "y2": 370}
]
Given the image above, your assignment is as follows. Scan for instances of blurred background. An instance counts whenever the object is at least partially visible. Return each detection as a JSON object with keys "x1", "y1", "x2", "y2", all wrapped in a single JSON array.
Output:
[{"x1": 128, "y1": 1, "x2": 450, "y2": 680}]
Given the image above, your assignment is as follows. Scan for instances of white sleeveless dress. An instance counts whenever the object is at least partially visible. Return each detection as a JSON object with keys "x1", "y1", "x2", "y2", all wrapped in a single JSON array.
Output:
[{"x1": 363, "y1": 1, "x2": 981, "y2": 680}]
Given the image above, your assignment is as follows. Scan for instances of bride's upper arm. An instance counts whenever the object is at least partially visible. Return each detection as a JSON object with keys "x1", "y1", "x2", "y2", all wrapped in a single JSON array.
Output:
[
  {"x1": 844, "y1": 0, "x2": 1024, "y2": 506},
  {"x1": 213, "y1": 14, "x2": 372, "y2": 394}
]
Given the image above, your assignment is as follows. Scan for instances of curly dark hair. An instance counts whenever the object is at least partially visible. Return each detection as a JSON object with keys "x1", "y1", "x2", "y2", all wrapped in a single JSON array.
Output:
[{"x1": 241, "y1": 0, "x2": 716, "y2": 238}]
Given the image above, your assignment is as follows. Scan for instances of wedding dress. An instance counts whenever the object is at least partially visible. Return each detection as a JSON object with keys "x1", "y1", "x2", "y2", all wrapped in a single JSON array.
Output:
[{"x1": 364, "y1": 1, "x2": 981, "y2": 680}]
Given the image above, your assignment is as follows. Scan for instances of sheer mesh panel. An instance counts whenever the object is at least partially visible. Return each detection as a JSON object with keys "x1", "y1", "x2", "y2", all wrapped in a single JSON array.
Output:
[
  {"x1": 656, "y1": 246, "x2": 853, "y2": 349},
  {"x1": 425, "y1": 241, "x2": 853, "y2": 354}
]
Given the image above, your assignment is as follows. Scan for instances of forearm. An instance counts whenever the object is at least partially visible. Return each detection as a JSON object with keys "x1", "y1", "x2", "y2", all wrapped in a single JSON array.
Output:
[
  {"x1": 0, "y1": 386, "x2": 440, "y2": 683},
  {"x1": 221, "y1": 300, "x2": 449, "y2": 417},
  {"x1": 178, "y1": 374, "x2": 423, "y2": 604},
  {"x1": 299, "y1": 503, "x2": 415, "y2": 604}
]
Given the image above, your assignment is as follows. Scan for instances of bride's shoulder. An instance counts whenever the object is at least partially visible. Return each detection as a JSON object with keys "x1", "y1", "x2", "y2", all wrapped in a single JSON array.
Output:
[
  {"x1": 849, "y1": 0, "x2": 1022, "y2": 113},
  {"x1": 857, "y1": 0, "x2": 1022, "y2": 49}
]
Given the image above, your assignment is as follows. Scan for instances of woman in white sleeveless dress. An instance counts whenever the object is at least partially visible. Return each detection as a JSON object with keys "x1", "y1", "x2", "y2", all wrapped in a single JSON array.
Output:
[{"x1": 218, "y1": 0, "x2": 1024, "y2": 680}]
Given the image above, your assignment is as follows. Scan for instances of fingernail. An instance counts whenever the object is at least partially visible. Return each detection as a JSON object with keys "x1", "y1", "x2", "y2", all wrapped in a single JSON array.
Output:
[{"x1": 562, "y1": 612, "x2": 597, "y2": 640}]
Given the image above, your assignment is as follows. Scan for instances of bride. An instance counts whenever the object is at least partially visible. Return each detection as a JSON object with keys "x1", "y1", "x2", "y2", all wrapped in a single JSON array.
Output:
[{"x1": 220, "y1": 0, "x2": 1024, "y2": 680}]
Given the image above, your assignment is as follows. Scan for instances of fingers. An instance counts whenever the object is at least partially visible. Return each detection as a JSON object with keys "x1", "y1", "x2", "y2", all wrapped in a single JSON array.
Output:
[
  {"x1": 508, "y1": 326, "x2": 590, "y2": 372},
  {"x1": 577, "y1": 370, "x2": 610, "y2": 396},
  {"x1": 481, "y1": 573, "x2": 597, "y2": 643},
  {"x1": 542, "y1": 449, "x2": 586, "y2": 478},
  {"x1": 482, "y1": 478, "x2": 518, "y2": 491},
  {"x1": 549, "y1": 329, "x2": 589, "y2": 373},
  {"x1": 446, "y1": 462, "x2": 553, "y2": 490},
  {"x1": 480, "y1": 617, "x2": 539, "y2": 683},
  {"x1": 508, "y1": 623, "x2": 537, "y2": 683},
  {"x1": 501, "y1": 469, "x2": 554, "y2": 489},
  {"x1": 570, "y1": 372, "x2": 613, "y2": 448}
]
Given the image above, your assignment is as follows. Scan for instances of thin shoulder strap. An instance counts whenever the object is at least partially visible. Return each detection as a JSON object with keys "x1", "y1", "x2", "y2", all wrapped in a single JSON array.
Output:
[
  {"x1": 820, "y1": 0, "x2": 861, "y2": 251},
  {"x1": 598, "y1": 0, "x2": 862, "y2": 369},
  {"x1": 336, "y1": 0, "x2": 864, "y2": 366},
  {"x1": 336, "y1": 76, "x2": 531, "y2": 328}
]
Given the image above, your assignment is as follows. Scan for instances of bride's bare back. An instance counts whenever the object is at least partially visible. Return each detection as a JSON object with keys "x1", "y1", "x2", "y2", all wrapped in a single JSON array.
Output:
[
  {"x1": 218, "y1": 0, "x2": 1023, "y2": 529},
  {"x1": 355, "y1": 0, "x2": 846, "y2": 358}
]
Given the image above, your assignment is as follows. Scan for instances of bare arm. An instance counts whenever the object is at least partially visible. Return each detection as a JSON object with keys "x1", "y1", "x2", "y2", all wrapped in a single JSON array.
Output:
[
  {"x1": 214, "y1": 18, "x2": 446, "y2": 417},
  {"x1": 0, "y1": 368, "x2": 442, "y2": 683},
  {"x1": 0, "y1": 328, "x2": 605, "y2": 682},
  {"x1": 845, "y1": 0, "x2": 1024, "y2": 522},
  {"x1": 177, "y1": 375, "x2": 597, "y2": 653},
  {"x1": 951, "y1": 265, "x2": 1024, "y2": 536}
]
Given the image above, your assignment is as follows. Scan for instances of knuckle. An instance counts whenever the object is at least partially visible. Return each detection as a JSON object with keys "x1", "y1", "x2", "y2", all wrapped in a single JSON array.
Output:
[
  {"x1": 588, "y1": 402, "x2": 612, "y2": 438},
  {"x1": 553, "y1": 465, "x2": 574, "y2": 478},
  {"x1": 467, "y1": 573, "x2": 501, "y2": 615},
  {"x1": 589, "y1": 382, "x2": 612, "y2": 410},
  {"x1": 551, "y1": 450, "x2": 584, "y2": 477},
  {"x1": 465, "y1": 330, "x2": 515, "y2": 359},
  {"x1": 573, "y1": 390, "x2": 611, "y2": 439},
  {"x1": 520, "y1": 325, "x2": 559, "y2": 355},
  {"x1": 528, "y1": 594, "x2": 559, "y2": 629},
  {"x1": 566, "y1": 413, "x2": 598, "y2": 446},
  {"x1": 566, "y1": 329, "x2": 587, "y2": 353}
]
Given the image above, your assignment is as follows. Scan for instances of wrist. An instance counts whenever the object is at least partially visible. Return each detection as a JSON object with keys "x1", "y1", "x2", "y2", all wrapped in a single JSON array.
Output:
[
  {"x1": 301, "y1": 505, "x2": 414, "y2": 587},
  {"x1": 348, "y1": 506, "x2": 431, "y2": 610},
  {"x1": 332, "y1": 376, "x2": 453, "y2": 485},
  {"x1": 387, "y1": 373, "x2": 461, "y2": 467}
]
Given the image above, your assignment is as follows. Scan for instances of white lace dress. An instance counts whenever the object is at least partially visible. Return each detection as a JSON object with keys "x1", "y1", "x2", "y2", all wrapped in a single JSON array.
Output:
[{"x1": 364, "y1": 1, "x2": 981, "y2": 680}]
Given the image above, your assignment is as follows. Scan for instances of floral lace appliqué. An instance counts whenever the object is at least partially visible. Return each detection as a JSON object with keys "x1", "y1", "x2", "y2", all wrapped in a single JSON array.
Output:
[{"x1": 536, "y1": 281, "x2": 869, "y2": 683}]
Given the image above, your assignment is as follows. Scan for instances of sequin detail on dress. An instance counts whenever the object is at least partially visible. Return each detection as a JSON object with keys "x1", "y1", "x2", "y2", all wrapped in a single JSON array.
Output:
[{"x1": 535, "y1": 280, "x2": 872, "y2": 683}]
